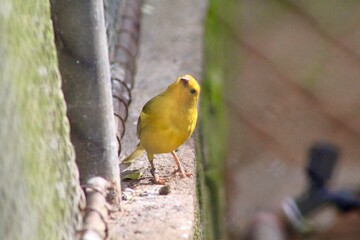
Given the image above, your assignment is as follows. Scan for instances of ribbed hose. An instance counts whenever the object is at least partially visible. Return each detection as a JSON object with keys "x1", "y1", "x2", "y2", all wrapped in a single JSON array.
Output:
[{"x1": 105, "y1": 0, "x2": 143, "y2": 157}]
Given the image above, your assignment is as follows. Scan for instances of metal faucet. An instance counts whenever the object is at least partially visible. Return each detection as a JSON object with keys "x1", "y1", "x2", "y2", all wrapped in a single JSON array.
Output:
[{"x1": 283, "y1": 143, "x2": 360, "y2": 233}]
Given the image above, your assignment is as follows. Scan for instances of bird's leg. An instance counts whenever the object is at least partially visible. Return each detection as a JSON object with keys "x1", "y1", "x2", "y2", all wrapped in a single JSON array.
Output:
[
  {"x1": 148, "y1": 153, "x2": 167, "y2": 184},
  {"x1": 149, "y1": 160, "x2": 160, "y2": 182},
  {"x1": 170, "y1": 151, "x2": 192, "y2": 178}
]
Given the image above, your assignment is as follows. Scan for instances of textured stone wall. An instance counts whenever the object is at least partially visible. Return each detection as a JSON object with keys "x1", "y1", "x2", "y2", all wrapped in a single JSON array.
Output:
[{"x1": 0, "y1": 1, "x2": 82, "y2": 239}]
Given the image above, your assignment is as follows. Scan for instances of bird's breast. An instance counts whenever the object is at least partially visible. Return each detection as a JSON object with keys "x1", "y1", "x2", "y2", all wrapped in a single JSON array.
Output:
[{"x1": 140, "y1": 108, "x2": 197, "y2": 154}]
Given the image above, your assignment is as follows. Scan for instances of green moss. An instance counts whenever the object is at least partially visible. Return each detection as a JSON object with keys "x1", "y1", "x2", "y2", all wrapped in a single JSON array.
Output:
[
  {"x1": 196, "y1": 3, "x2": 232, "y2": 240},
  {"x1": 196, "y1": 0, "x2": 245, "y2": 239},
  {"x1": 0, "y1": 0, "x2": 81, "y2": 239},
  {"x1": 192, "y1": 196, "x2": 204, "y2": 240}
]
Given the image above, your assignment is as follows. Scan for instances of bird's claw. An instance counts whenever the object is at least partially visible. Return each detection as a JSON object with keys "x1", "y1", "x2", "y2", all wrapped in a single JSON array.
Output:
[
  {"x1": 184, "y1": 172, "x2": 193, "y2": 177},
  {"x1": 173, "y1": 167, "x2": 192, "y2": 178},
  {"x1": 152, "y1": 174, "x2": 168, "y2": 185},
  {"x1": 150, "y1": 169, "x2": 168, "y2": 184}
]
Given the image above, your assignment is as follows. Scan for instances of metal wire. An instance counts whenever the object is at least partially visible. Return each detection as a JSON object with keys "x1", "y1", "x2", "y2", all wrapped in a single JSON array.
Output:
[{"x1": 105, "y1": 0, "x2": 143, "y2": 157}]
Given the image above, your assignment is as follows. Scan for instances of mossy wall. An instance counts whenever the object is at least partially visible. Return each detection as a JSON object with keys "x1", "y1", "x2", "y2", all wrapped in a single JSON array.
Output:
[
  {"x1": 0, "y1": 1, "x2": 82, "y2": 239},
  {"x1": 197, "y1": 0, "x2": 242, "y2": 239}
]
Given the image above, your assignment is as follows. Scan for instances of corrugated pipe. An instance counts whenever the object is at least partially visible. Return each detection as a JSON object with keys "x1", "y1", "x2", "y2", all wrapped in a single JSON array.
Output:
[{"x1": 108, "y1": 0, "x2": 143, "y2": 156}]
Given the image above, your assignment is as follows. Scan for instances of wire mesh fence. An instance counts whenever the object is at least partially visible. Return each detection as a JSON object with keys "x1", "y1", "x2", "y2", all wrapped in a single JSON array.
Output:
[{"x1": 104, "y1": 0, "x2": 142, "y2": 157}]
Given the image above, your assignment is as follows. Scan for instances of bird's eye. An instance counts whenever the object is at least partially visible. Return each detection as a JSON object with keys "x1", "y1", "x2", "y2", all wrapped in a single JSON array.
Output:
[{"x1": 190, "y1": 89, "x2": 197, "y2": 94}]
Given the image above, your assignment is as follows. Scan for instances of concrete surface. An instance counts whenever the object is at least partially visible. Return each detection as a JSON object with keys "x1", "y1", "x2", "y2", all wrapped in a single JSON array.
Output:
[{"x1": 109, "y1": 0, "x2": 207, "y2": 239}]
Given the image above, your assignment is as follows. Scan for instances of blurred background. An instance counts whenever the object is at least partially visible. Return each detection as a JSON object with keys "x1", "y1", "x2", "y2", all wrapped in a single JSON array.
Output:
[{"x1": 203, "y1": 0, "x2": 360, "y2": 239}]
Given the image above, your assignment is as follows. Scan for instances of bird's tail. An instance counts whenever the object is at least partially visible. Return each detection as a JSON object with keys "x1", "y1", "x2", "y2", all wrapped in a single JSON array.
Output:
[{"x1": 121, "y1": 144, "x2": 145, "y2": 165}]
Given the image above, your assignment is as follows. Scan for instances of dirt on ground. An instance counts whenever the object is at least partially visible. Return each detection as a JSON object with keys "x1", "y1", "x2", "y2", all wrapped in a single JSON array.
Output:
[{"x1": 110, "y1": 140, "x2": 197, "y2": 240}]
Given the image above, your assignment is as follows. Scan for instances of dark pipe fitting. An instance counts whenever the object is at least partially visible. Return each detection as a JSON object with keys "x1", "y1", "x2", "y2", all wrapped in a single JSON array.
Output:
[
  {"x1": 282, "y1": 143, "x2": 340, "y2": 233},
  {"x1": 306, "y1": 143, "x2": 339, "y2": 188},
  {"x1": 295, "y1": 143, "x2": 339, "y2": 217},
  {"x1": 323, "y1": 189, "x2": 360, "y2": 212},
  {"x1": 283, "y1": 142, "x2": 360, "y2": 234}
]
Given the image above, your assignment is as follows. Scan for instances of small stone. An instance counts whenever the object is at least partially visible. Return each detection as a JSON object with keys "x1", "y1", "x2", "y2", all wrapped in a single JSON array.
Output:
[{"x1": 159, "y1": 185, "x2": 171, "y2": 195}]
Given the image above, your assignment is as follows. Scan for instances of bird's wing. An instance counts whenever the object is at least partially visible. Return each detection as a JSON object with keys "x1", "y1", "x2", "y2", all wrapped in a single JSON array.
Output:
[
  {"x1": 136, "y1": 115, "x2": 142, "y2": 138},
  {"x1": 136, "y1": 95, "x2": 161, "y2": 138}
]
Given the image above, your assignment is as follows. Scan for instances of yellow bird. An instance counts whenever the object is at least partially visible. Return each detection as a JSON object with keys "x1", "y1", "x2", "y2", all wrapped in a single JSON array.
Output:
[{"x1": 121, "y1": 74, "x2": 200, "y2": 183}]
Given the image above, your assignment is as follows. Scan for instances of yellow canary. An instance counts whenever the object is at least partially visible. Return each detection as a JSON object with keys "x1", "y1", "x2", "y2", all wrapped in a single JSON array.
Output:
[{"x1": 121, "y1": 74, "x2": 200, "y2": 183}]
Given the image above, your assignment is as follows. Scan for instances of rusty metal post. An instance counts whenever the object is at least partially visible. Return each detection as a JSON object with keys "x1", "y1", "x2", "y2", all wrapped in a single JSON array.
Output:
[{"x1": 80, "y1": 177, "x2": 111, "y2": 240}]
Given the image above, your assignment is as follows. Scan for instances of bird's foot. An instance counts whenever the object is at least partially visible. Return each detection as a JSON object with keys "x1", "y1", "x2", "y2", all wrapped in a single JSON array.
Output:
[
  {"x1": 151, "y1": 174, "x2": 168, "y2": 185},
  {"x1": 150, "y1": 169, "x2": 168, "y2": 185},
  {"x1": 173, "y1": 167, "x2": 192, "y2": 178}
]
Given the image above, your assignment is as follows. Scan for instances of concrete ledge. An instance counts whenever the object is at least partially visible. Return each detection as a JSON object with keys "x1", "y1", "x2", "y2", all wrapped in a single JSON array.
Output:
[{"x1": 109, "y1": 0, "x2": 207, "y2": 239}]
